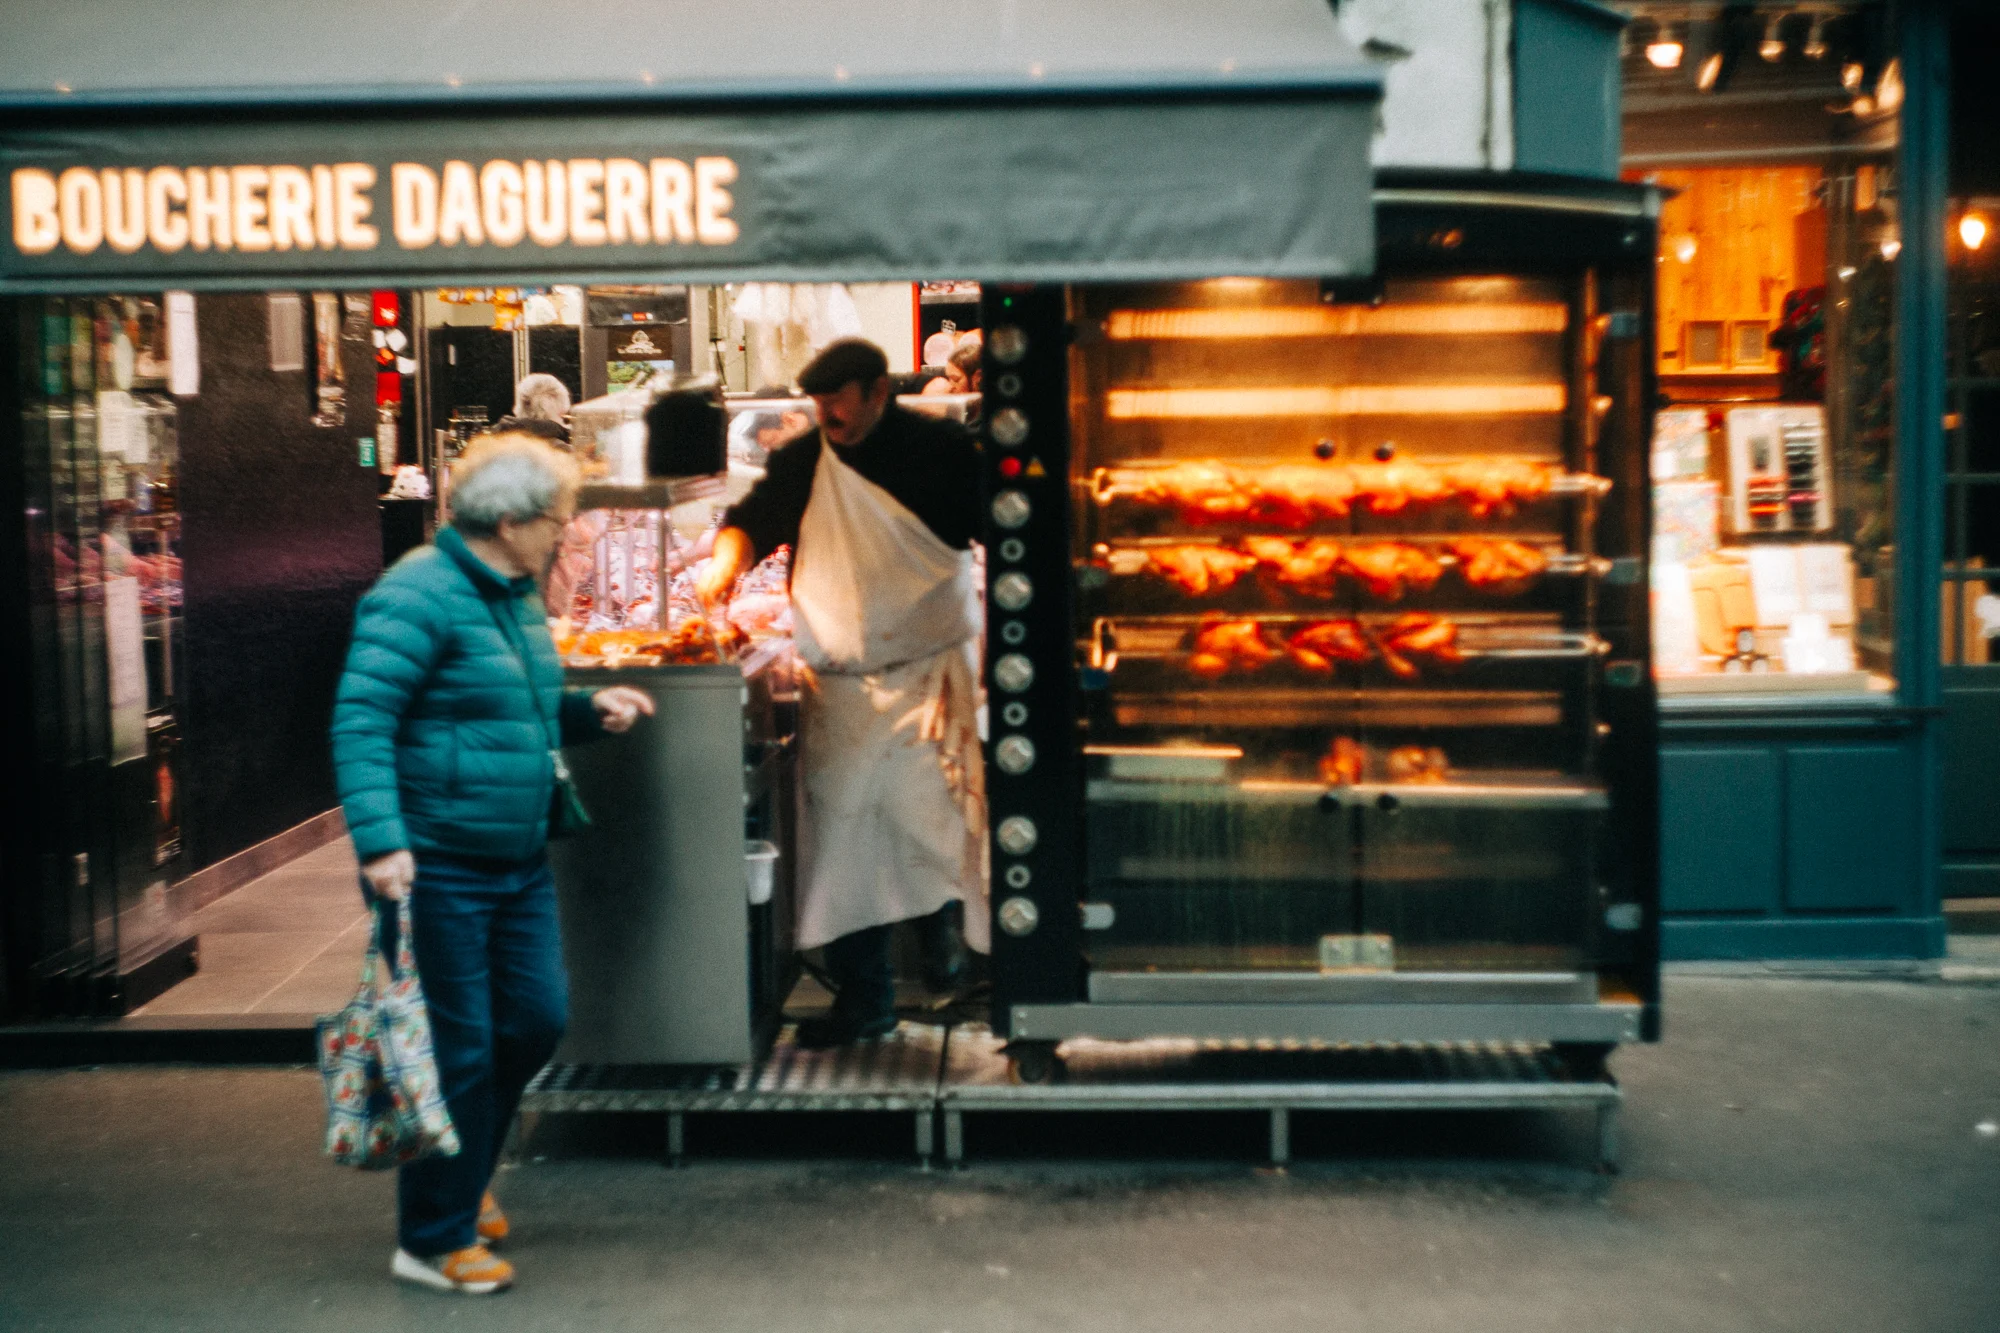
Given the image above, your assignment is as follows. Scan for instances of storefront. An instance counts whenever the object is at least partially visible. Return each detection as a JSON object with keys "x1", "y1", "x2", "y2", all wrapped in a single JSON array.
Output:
[
  {"x1": 1616, "y1": 0, "x2": 1953, "y2": 958},
  {"x1": 0, "y1": 1, "x2": 1388, "y2": 1021}
]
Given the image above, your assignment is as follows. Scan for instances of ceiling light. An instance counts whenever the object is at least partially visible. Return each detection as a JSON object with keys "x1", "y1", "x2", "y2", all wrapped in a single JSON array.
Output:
[
  {"x1": 1674, "y1": 234, "x2": 1699, "y2": 264},
  {"x1": 1879, "y1": 239, "x2": 1902, "y2": 261},
  {"x1": 1647, "y1": 23, "x2": 1685, "y2": 69},
  {"x1": 1876, "y1": 58, "x2": 1903, "y2": 114},
  {"x1": 1803, "y1": 15, "x2": 1829, "y2": 60},
  {"x1": 1842, "y1": 60, "x2": 1864, "y2": 91},
  {"x1": 1697, "y1": 52, "x2": 1725, "y2": 90},
  {"x1": 1963, "y1": 214, "x2": 1990, "y2": 251},
  {"x1": 1761, "y1": 16, "x2": 1786, "y2": 62}
]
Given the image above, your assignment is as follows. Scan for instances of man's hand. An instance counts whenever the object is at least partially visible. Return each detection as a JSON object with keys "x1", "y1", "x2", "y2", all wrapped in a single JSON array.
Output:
[
  {"x1": 695, "y1": 527, "x2": 754, "y2": 608},
  {"x1": 362, "y1": 849, "x2": 416, "y2": 903},
  {"x1": 593, "y1": 685, "x2": 656, "y2": 734}
]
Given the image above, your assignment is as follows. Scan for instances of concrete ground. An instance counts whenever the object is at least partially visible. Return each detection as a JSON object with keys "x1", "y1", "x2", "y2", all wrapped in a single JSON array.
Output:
[{"x1": 2, "y1": 974, "x2": 1997, "y2": 1333}]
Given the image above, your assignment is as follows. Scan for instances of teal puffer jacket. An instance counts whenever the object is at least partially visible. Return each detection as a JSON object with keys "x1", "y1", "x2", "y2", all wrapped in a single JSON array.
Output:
[{"x1": 331, "y1": 526, "x2": 603, "y2": 865}]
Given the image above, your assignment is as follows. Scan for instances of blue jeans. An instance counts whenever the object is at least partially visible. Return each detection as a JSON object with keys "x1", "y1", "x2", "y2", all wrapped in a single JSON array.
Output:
[{"x1": 375, "y1": 852, "x2": 568, "y2": 1258}]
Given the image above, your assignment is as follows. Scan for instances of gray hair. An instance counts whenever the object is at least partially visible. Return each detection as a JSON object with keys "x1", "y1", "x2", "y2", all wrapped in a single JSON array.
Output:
[
  {"x1": 514, "y1": 372, "x2": 571, "y2": 423},
  {"x1": 449, "y1": 433, "x2": 580, "y2": 538}
]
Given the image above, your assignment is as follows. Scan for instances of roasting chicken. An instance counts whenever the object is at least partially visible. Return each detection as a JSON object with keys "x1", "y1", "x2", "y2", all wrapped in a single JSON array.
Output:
[
  {"x1": 1371, "y1": 612, "x2": 1464, "y2": 678},
  {"x1": 1243, "y1": 535, "x2": 1345, "y2": 598},
  {"x1": 1338, "y1": 542, "x2": 1444, "y2": 602},
  {"x1": 1144, "y1": 544, "x2": 1261, "y2": 596},
  {"x1": 1249, "y1": 464, "x2": 1358, "y2": 527},
  {"x1": 1442, "y1": 458, "x2": 1556, "y2": 517},
  {"x1": 1285, "y1": 619, "x2": 1375, "y2": 673},
  {"x1": 1186, "y1": 617, "x2": 1283, "y2": 679},
  {"x1": 1448, "y1": 537, "x2": 1548, "y2": 594},
  {"x1": 1348, "y1": 459, "x2": 1452, "y2": 515},
  {"x1": 1385, "y1": 745, "x2": 1451, "y2": 784},
  {"x1": 1318, "y1": 736, "x2": 1367, "y2": 786},
  {"x1": 1130, "y1": 461, "x2": 1257, "y2": 524}
]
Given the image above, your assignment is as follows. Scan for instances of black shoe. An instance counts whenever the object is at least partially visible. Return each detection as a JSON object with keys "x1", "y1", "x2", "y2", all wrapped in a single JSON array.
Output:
[
  {"x1": 919, "y1": 902, "x2": 969, "y2": 995},
  {"x1": 793, "y1": 1010, "x2": 897, "y2": 1051}
]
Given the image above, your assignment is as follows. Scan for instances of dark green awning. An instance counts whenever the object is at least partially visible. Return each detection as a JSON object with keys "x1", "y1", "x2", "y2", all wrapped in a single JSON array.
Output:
[{"x1": 0, "y1": 1, "x2": 1381, "y2": 290}]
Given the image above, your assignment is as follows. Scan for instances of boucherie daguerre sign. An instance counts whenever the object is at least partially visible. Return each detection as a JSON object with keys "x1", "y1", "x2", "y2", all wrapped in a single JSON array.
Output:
[
  {"x1": 11, "y1": 157, "x2": 742, "y2": 259},
  {"x1": 0, "y1": 103, "x2": 1377, "y2": 287}
]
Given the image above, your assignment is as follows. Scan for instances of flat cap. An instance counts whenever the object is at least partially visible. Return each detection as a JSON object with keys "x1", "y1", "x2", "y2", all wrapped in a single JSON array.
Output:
[{"x1": 798, "y1": 338, "x2": 890, "y2": 395}]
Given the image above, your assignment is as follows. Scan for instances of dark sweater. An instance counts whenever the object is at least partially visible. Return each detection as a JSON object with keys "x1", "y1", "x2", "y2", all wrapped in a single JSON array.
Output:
[{"x1": 723, "y1": 403, "x2": 981, "y2": 561}]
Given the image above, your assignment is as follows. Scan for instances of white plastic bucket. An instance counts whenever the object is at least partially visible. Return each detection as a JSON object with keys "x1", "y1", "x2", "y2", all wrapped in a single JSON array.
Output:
[{"x1": 744, "y1": 839, "x2": 779, "y2": 905}]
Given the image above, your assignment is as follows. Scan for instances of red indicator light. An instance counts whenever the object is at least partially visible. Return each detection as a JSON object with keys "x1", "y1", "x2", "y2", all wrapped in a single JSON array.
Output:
[{"x1": 999, "y1": 456, "x2": 1023, "y2": 478}]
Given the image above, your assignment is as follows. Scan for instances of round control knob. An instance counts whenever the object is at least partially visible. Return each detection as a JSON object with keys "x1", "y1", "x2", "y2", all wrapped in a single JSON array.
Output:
[
  {"x1": 991, "y1": 489, "x2": 1031, "y2": 529},
  {"x1": 991, "y1": 407, "x2": 1030, "y2": 448},
  {"x1": 998, "y1": 895, "x2": 1040, "y2": 937},
  {"x1": 998, "y1": 538, "x2": 1026, "y2": 563},
  {"x1": 997, "y1": 373, "x2": 1023, "y2": 398},
  {"x1": 997, "y1": 815, "x2": 1039, "y2": 856},
  {"x1": 990, "y1": 325, "x2": 1029, "y2": 365},
  {"x1": 993, "y1": 653, "x2": 1035, "y2": 693},
  {"x1": 995, "y1": 734, "x2": 1037, "y2": 775},
  {"x1": 993, "y1": 572, "x2": 1033, "y2": 611}
]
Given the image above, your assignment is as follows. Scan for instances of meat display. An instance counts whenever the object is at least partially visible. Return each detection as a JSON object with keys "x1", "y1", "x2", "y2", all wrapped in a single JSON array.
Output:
[
  {"x1": 1447, "y1": 537, "x2": 1549, "y2": 594},
  {"x1": 1337, "y1": 542, "x2": 1444, "y2": 602},
  {"x1": 1384, "y1": 745, "x2": 1451, "y2": 784},
  {"x1": 1110, "y1": 458, "x2": 1574, "y2": 524},
  {"x1": 1243, "y1": 535, "x2": 1344, "y2": 597},
  {"x1": 1145, "y1": 544, "x2": 1260, "y2": 596},
  {"x1": 1186, "y1": 617, "x2": 1283, "y2": 679},
  {"x1": 1285, "y1": 619, "x2": 1373, "y2": 673},
  {"x1": 1371, "y1": 612, "x2": 1464, "y2": 679},
  {"x1": 1318, "y1": 736, "x2": 1366, "y2": 786}
]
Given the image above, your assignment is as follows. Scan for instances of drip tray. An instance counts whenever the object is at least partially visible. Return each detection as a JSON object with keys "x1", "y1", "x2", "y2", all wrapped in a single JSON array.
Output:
[{"x1": 1088, "y1": 969, "x2": 1599, "y2": 1006}]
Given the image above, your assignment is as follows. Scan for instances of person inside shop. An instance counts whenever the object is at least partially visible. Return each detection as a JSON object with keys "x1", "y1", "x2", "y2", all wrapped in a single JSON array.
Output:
[
  {"x1": 920, "y1": 338, "x2": 982, "y2": 396},
  {"x1": 490, "y1": 372, "x2": 572, "y2": 445},
  {"x1": 332, "y1": 433, "x2": 654, "y2": 1294},
  {"x1": 696, "y1": 337, "x2": 985, "y2": 1049}
]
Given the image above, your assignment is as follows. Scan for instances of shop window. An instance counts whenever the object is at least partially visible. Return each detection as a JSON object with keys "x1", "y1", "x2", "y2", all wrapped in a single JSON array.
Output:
[{"x1": 1634, "y1": 156, "x2": 1900, "y2": 697}]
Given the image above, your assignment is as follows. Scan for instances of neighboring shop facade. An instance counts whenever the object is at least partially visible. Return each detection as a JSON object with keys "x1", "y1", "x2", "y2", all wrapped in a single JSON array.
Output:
[{"x1": 1615, "y1": 0, "x2": 1955, "y2": 957}]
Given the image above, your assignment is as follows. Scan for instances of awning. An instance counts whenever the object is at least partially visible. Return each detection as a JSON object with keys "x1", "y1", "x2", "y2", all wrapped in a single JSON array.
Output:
[{"x1": 0, "y1": 1, "x2": 1382, "y2": 291}]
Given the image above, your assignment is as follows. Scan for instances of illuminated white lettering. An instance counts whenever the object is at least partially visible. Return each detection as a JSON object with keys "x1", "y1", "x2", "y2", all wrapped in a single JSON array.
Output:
[
  {"x1": 694, "y1": 157, "x2": 738, "y2": 245},
  {"x1": 649, "y1": 158, "x2": 694, "y2": 244},
  {"x1": 189, "y1": 167, "x2": 231, "y2": 250},
  {"x1": 392, "y1": 163, "x2": 439, "y2": 248},
  {"x1": 58, "y1": 167, "x2": 104, "y2": 253},
  {"x1": 146, "y1": 167, "x2": 188, "y2": 253},
  {"x1": 332, "y1": 164, "x2": 377, "y2": 249},
  {"x1": 268, "y1": 166, "x2": 314, "y2": 251},
  {"x1": 480, "y1": 160, "x2": 524, "y2": 246},
  {"x1": 101, "y1": 169, "x2": 148, "y2": 253},
  {"x1": 437, "y1": 161, "x2": 484, "y2": 246},
  {"x1": 311, "y1": 165, "x2": 336, "y2": 249},
  {"x1": 524, "y1": 160, "x2": 566, "y2": 246},
  {"x1": 567, "y1": 158, "x2": 606, "y2": 246},
  {"x1": 11, "y1": 168, "x2": 60, "y2": 255},
  {"x1": 604, "y1": 158, "x2": 647, "y2": 244},
  {"x1": 232, "y1": 165, "x2": 272, "y2": 252}
]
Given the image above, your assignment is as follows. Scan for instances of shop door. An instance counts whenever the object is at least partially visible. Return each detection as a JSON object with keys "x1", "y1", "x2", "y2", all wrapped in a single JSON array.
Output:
[{"x1": 1941, "y1": 271, "x2": 2000, "y2": 897}]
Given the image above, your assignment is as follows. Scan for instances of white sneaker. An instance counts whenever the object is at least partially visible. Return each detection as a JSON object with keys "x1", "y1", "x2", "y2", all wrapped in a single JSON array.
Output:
[{"x1": 391, "y1": 1244, "x2": 514, "y2": 1294}]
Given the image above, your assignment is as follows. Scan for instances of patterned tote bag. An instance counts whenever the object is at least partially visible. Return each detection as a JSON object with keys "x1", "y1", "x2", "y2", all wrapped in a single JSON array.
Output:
[{"x1": 317, "y1": 895, "x2": 462, "y2": 1169}]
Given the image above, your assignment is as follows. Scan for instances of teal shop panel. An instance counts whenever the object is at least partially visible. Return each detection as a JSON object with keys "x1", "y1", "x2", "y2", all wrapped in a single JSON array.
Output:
[
  {"x1": 1941, "y1": 684, "x2": 2000, "y2": 855},
  {"x1": 1784, "y1": 745, "x2": 1919, "y2": 913},
  {"x1": 1661, "y1": 747, "x2": 1782, "y2": 913}
]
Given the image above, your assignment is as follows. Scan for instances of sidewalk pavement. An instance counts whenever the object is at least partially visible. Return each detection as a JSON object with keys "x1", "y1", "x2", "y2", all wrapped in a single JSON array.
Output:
[{"x1": 2, "y1": 973, "x2": 1996, "y2": 1333}]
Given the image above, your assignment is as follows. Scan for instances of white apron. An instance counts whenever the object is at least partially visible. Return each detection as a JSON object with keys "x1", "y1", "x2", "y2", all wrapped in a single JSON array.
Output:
[{"x1": 790, "y1": 437, "x2": 989, "y2": 952}]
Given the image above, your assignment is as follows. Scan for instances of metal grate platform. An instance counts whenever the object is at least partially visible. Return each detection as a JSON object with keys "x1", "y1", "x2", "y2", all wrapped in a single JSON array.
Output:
[{"x1": 521, "y1": 1019, "x2": 1621, "y2": 1170}]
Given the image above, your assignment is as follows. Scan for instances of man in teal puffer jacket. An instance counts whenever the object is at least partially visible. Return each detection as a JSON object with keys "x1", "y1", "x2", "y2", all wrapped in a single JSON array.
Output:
[{"x1": 331, "y1": 433, "x2": 652, "y2": 1295}]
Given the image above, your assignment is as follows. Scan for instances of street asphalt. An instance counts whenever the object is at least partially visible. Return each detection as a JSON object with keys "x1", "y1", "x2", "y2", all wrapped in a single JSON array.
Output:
[{"x1": 2, "y1": 973, "x2": 1996, "y2": 1333}]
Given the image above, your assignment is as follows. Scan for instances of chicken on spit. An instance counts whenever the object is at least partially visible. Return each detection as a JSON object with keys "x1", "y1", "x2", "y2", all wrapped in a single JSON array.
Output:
[
  {"x1": 1348, "y1": 459, "x2": 1452, "y2": 515},
  {"x1": 1144, "y1": 544, "x2": 1261, "y2": 596},
  {"x1": 1338, "y1": 542, "x2": 1444, "y2": 602},
  {"x1": 1243, "y1": 535, "x2": 1344, "y2": 599},
  {"x1": 1447, "y1": 537, "x2": 1549, "y2": 595},
  {"x1": 1442, "y1": 458, "x2": 1556, "y2": 517},
  {"x1": 1186, "y1": 617, "x2": 1284, "y2": 679},
  {"x1": 1385, "y1": 745, "x2": 1451, "y2": 784},
  {"x1": 1129, "y1": 461, "x2": 1257, "y2": 524},
  {"x1": 1248, "y1": 464, "x2": 1357, "y2": 528},
  {"x1": 1370, "y1": 612, "x2": 1464, "y2": 679},
  {"x1": 1318, "y1": 736, "x2": 1367, "y2": 786},
  {"x1": 1285, "y1": 618, "x2": 1374, "y2": 674}
]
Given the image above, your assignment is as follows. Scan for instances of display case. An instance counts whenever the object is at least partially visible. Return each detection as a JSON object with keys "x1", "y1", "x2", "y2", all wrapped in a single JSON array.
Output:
[{"x1": 979, "y1": 175, "x2": 1662, "y2": 1064}]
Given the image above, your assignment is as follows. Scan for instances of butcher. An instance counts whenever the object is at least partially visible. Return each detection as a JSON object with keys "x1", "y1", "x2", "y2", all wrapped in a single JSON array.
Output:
[{"x1": 696, "y1": 338, "x2": 985, "y2": 1048}]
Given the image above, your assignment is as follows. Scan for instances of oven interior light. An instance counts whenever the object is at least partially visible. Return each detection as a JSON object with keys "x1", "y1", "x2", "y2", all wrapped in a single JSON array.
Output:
[
  {"x1": 1105, "y1": 385, "x2": 1568, "y2": 420},
  {"x1": 1105, "y1": 304, "x2": 1569, "y2": 340}
]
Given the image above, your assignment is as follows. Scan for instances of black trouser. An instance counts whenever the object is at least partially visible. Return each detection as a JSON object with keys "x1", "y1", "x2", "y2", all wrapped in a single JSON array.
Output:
[{"x1": 821, "y1": 903, "x2": 964, "y2": 1020}]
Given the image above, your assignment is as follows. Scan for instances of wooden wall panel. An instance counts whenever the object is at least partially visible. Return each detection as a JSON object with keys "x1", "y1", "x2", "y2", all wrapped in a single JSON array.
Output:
[{"x1": 1650, "y1": 167, "x2": 1822, "y2": 375}]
